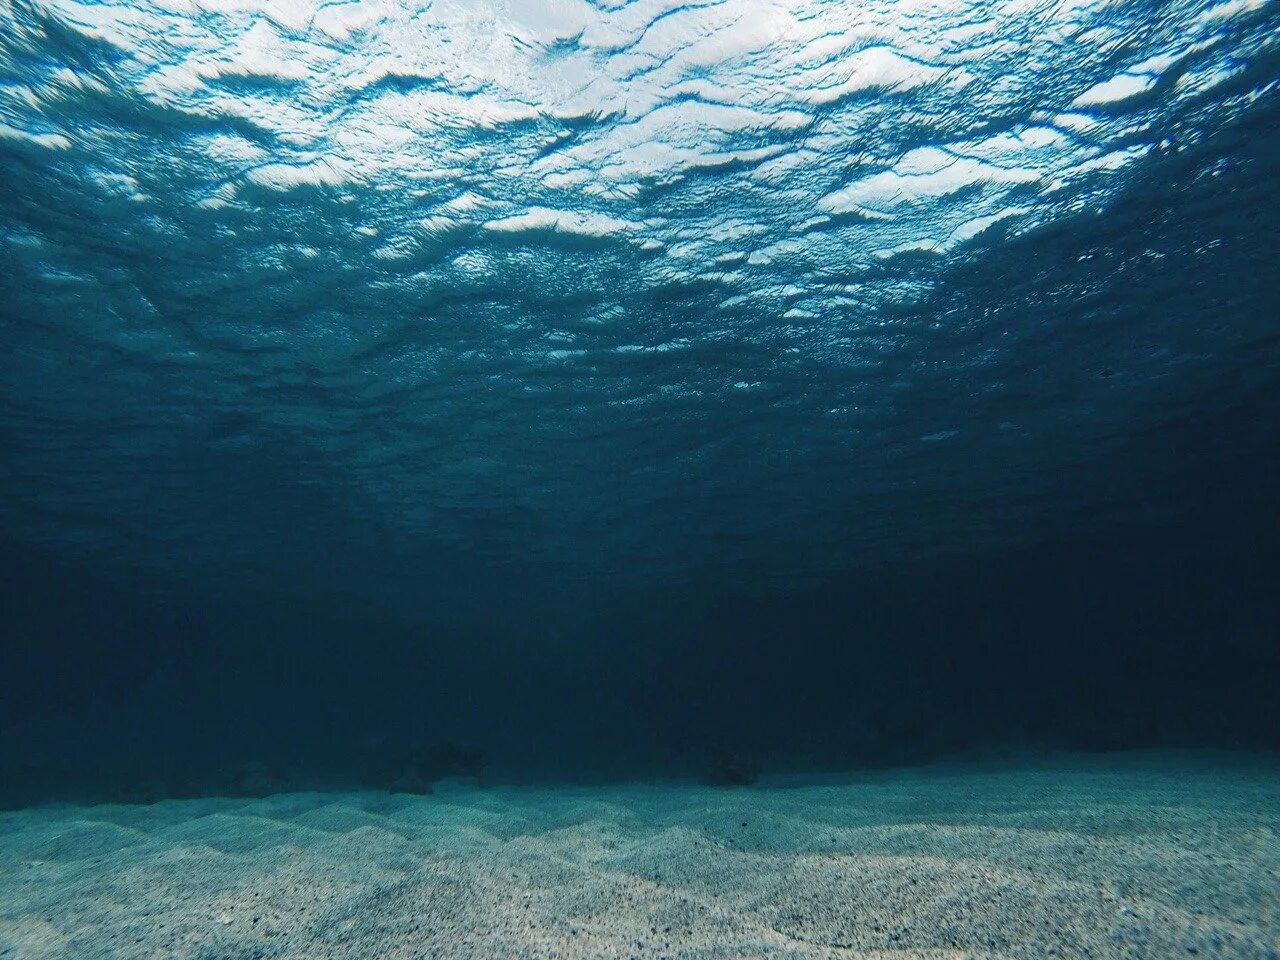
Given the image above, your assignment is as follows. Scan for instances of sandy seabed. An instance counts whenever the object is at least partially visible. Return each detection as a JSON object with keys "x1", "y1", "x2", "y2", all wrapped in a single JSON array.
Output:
[{"x1": 1, "y1": 753, "x2": 1277, "y2": 960}]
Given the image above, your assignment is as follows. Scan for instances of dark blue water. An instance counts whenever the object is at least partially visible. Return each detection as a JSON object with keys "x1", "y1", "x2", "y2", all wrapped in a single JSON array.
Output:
[{"x1": 1, "y1": 0, "x2": 1278, "y2": 802}]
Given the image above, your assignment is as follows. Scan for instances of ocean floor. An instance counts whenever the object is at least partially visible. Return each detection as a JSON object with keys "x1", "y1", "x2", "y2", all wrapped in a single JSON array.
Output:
[{"x1": 1, "y1": 753, "x2": 1277, "y2": 960}]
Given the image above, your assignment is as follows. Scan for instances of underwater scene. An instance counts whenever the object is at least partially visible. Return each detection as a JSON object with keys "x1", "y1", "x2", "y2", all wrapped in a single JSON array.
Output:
[{"x1": 2, "y1": 0, "x2": 1279, "y2": 956}]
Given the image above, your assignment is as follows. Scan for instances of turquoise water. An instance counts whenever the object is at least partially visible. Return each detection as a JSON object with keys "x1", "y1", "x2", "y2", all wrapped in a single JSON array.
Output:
[
  {"x1": 1, "y1": 0, "x2": 1278, "y2": 793},
  {"x1": 3, "y1": 5, "x2": 1280, "y2": 956}
]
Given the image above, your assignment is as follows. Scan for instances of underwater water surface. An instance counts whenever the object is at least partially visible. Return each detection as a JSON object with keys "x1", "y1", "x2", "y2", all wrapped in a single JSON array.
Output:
[
  {"x1": 2, "y1": 0, "x2": 1277, "y2": 586},
  {"x1": 1, "y1": 0, "x2": 1280, "y2": 954}
]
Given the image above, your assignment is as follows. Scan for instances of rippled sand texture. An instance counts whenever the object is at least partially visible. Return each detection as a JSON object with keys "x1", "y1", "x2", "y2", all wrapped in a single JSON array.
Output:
[
  {"x1": 2, "y1": 755, "x2": 1277, "y2": 959},
  {"x1": 3, "y1": 1, "x2": 1279, "y2": 587}
]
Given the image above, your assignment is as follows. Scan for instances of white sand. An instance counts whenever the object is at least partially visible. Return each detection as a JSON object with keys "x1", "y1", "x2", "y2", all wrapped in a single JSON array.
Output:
[{"x1": 1, "y1": 752, "x2": 1277, "y2": 959}]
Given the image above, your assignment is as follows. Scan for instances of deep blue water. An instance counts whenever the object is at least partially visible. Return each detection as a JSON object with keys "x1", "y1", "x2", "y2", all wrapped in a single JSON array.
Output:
[{"x1": 1, "y1": 0, "x2": 1278, "y2": 801}]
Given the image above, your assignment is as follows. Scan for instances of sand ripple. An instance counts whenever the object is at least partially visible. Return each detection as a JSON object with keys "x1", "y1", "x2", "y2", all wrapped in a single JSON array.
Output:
[{"x1": 1, "y1": 754, "x2": 1277, "y2": 959}]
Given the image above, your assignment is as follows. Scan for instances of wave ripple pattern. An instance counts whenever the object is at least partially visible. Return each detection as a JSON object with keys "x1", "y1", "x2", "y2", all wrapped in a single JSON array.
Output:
[{"x1": 1, "y1": 0, "x2": 1278, "y2": 584}]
